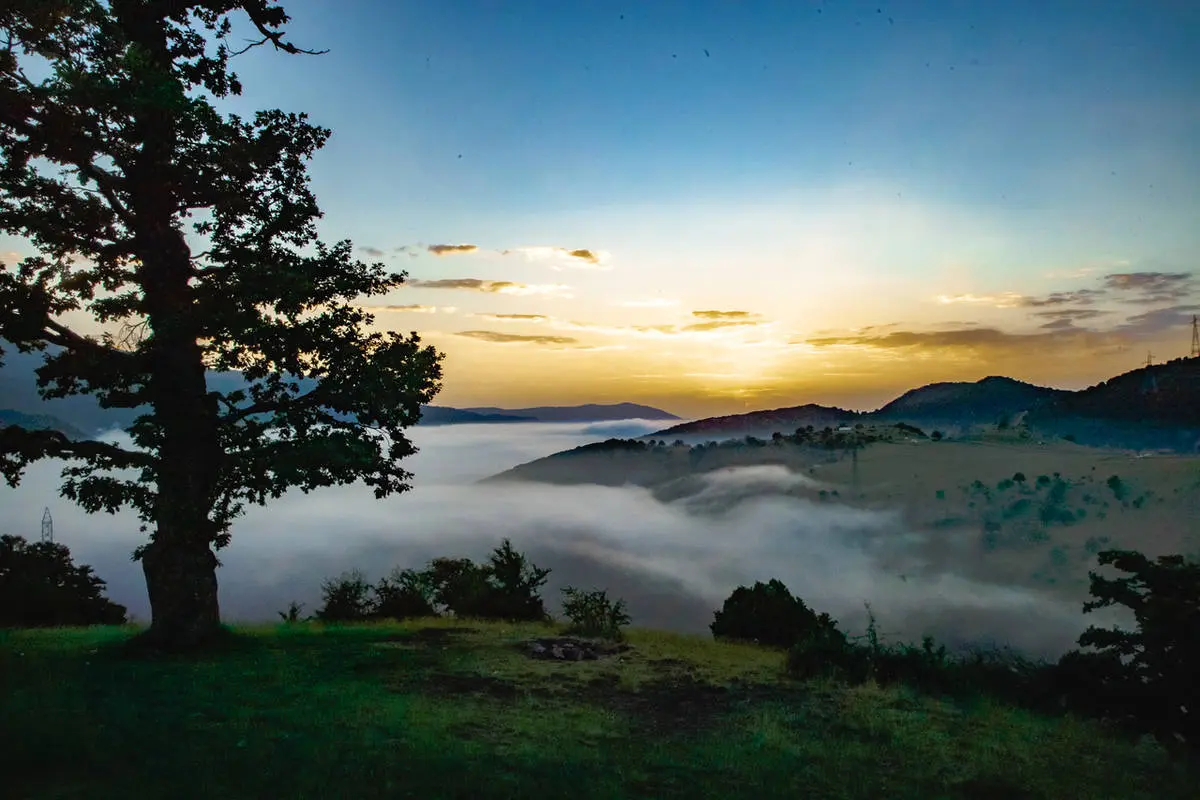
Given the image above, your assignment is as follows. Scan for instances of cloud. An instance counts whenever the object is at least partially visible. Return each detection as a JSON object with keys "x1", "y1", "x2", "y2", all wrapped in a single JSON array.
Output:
[
  {"x1": 619, "y1": 298, "x2": 680, "y2": 308},
  {"x1": 501, "y1": 246, "x2": 611, "y2": 270},
  {"x1": 1114, "y1": 304, "x2": 1200, "y2": 337},
  {"x1": 936, "y1": 292, "x2": 1027, "y2": 308},
  {"x1": 1029, "y1": 308, "x2": 1109, "y2": 321},
  {"x1": 453, "y1": 330, "x2": 579, "y2": 345},
  {"x1": 1102, "y1": 271, "x2": 1197, "y2": 305},
  {"x1": 428, "y1": 244, "x2": 479, "y2": 256},
  {"x1": 691, "y1": 310, "x2": 759, "y2": 320},
  {"x1": 803, "y1": 325, "x2": 1123, "y2": 355},
  {"x1": 361, "y1": 304, "x2": 444, "y2": 314},
  {"x1": 682, "y1": 319, "x2": 765, "y2": 332},
  {"x1": 408, "y1": 278, "x2": 572, "y2": 297},
  {"x1": 357, "y1": 245, "x2": 386, "y2": 258},
  {"x1": 3, "y1": 425, "x2": 1108, "y2": 659},
  {"x1": 472, "y1": 313, "x2": 550, "y2": 322}
]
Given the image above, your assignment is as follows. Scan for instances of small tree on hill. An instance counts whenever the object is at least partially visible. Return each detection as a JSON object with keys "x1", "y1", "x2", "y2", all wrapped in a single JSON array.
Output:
[
  {"x1": 0, "y1": 533, "x2": 127, "y2": 627},
  {"x1": 711, "y1": 579, "x2": 840, "y2": 648},
  {"x1": 0, "y1": 2, "x2": 442, "y2": 649}
]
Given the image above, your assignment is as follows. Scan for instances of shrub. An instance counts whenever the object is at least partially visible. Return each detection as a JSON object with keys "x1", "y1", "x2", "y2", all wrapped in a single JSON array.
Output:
[
  {"x1": 561, "y1": 586, "x2": 631, "y2": 640},
  {"x1": 315, "y1": 569, "x2": 375, "y2": 622},
  {"x1": 423, "y1": 557, "x2": 493, "y2": 617},
  {"x1": 481, "y1": 539, "x2": 551, "y2": 622},
  {"x1": 711, "y1": 579, "x2": 839, "y2": 648},
  {"x1": 931, "y1": 430, "x2": 943, "y2": 441},
  {"x1": 277, "y1": 601, "x2": 306, "y2": 623},
  {"x1": 374, "y1": 567, "x2": 437, "y2": 620},
  {"x1": 0, "y1": 534, "x2": 127, "y2": 627}
]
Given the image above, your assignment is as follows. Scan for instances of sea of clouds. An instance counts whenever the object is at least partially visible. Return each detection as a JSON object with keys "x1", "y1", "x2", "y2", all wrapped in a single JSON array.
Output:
[{"x1": 0, "y1": 419, "x2": 1103, "y2": 658}]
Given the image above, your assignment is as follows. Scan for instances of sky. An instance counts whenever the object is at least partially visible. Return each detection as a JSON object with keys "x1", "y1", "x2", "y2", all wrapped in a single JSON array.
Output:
[
  {"x1": 0, "y1": 421, "x2": 1114, "y2": 658},
  {"x1": 5, "y1": 0, "x2": 1200, "y2": 418}
]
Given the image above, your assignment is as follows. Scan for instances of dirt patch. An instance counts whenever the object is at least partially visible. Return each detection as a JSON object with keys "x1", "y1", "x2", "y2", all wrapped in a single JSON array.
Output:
[
  {"x1": 403, "y1": 627, "x2": 480, "y2": 644},
  {"x1": 522, "y1": 636, "x2": 631, "y2": 662},
  {"x1": 423, "y1": 671, "x2": 523, "y2": 700},
  {"x1": 577, "y1": 673, "x2": 806, "y2": 736}
]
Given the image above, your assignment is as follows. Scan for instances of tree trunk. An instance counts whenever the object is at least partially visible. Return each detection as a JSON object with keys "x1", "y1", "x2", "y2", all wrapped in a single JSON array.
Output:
[
  {"x1": 141, "y1": 536, "x2": 221, "y2": 650},
  {"x1": 117, "y1": 3, "x2": 226, "y2": 651}
]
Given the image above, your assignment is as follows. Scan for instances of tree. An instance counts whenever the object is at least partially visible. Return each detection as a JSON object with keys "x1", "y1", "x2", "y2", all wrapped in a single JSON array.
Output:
[
  {"x1": 0, "y1": 2, "x2": 443, "y2": 649},
  {"x1": 0, "y1": 533, "x2": 127, "y2": 627},
  {"x1": 1077, "y1": 549, "x2": 1200, "y2": 746}
]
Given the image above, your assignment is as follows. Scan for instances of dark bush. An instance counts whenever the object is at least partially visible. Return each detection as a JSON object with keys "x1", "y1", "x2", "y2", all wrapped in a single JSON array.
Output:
[
  {"x1": 481, "y1": 539, "x2": 551, "y2": 622},
  {"x1": 315, "y1": 569, "x2": 375, "y2": 622},
  {"x1": 423, "y1": 557, "x2": 493, "y2": 617},
  {"x1": 277, "y1": 601, "x2": 306, "y2": 623},
  {"x1": 1076, "y1": 549, "x2": 1200, "y2": 747},
  {"x1": 0, "y1": 534, "x2": 127, "y2": 627},
  {"x1": 711, "y1": 579, "x2": 839, "y2": 648},
  {"x1": 561, "y1": 586, "x2": 631, "y2": 640},
  {"x1": 374, "y1": 567, "x2": 437, "y2": 620}
]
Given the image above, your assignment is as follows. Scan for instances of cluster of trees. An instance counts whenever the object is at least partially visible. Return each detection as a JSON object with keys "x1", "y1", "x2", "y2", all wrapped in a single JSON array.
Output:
[
  {"x1": 0, "y1": 535, "x2": 126, "y2": 627},
  {"x1": 709, "y1": 549, "x2": 1199, "y2": 750},
  {"x1": 309, "y1": 539, "x2": 631, "y2": 641}
]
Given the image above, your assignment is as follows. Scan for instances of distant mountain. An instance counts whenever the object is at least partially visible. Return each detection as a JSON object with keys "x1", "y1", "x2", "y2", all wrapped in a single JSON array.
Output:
[
  {"x1": 419, "y1": 406, "x2": 535, "y2": 425},
  {"x1": 643, "y1": 365, "x2": 1200, "y2": 450},
  {"x1": 1, "y1": 348, "x2": 678, "y2": 434},
  {"x1": 0, "y1": 409, "x2": 88, "y2": 439},
  {"x1": 461, "y1": 403, "x2": 679, "y2": 423},
  {"x1": 650, "y1": 403, "x2": 855, "y2": 440}
]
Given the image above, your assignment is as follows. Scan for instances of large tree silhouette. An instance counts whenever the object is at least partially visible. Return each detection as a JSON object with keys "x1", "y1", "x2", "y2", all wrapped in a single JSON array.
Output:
[{"x1": 0, "y1": 1, "x2": 443, "y2": 649}]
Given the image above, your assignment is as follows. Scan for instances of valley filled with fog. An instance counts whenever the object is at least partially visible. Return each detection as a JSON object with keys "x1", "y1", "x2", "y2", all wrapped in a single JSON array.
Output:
[{"x1": 1, "y1": 419, "x2": 1114, "y2": 659}]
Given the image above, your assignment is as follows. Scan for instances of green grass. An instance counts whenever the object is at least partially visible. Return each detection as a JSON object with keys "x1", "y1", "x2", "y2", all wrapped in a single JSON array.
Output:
[{"x1": 2, "y1": 620, "x2": 1196, "y2": 799}]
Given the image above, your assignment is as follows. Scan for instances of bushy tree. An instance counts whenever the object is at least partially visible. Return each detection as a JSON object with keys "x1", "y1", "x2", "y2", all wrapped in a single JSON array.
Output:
[
  {"x1": 561, "y1": 586, "x2": 631, "y2": 640},
  {"x1": 373, "y1": 567, "x2": 436, "y2": 621},
  {"x1": 0, "y1": 533, "x2": 127, "y2": 627},
  {"x1": 484, "y1": 538, "x2": 551, "y2": 622},
  {"x1": 314, "y1": 569, "x2": 374, "y2": 623},
  {"x1": 710, "y1": 579, "x2": 839, "y2": 648},
  {"x1": 1075, "y1": 549, "x2": 1200, "y2": 746},
  {"x1": 0, "y1": 2, "x2": 442, "y2": 649}
]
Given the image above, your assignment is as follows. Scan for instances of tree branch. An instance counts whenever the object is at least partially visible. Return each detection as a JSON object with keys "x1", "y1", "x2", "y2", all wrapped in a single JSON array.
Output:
[
  {"x1": 220, "y1": 384, "x2": 327, "y2": 423},
  {"x1": 0, "y1": 424, "x2": 154, "y2": 470},
  {"x1": 237, "y1": 2, "x2": 328, "y2": 56},
  {"x1": 42, "y1": 318, "x2": 139, "y2": 361}
]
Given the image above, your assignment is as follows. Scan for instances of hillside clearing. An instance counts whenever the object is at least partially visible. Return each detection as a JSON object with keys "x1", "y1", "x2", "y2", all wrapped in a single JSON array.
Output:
[{"x1": 2, "y1": 620, "x2": 1195, "y2": 799}]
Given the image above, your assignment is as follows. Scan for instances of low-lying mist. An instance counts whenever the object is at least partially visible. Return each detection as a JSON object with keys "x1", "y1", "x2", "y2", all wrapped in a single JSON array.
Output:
[{"x1": 0, "y1": 420, "x2": 1106, "y2": 659}]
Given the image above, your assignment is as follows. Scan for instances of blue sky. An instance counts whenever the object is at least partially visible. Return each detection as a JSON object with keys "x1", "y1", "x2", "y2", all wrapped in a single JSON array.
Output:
[{"x1": 6, "y1": 0, "x2": 1199, "y2": 415}]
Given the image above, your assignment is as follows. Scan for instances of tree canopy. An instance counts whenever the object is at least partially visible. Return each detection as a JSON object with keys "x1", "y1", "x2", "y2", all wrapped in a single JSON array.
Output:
[{"x1": 0, "y1": 1, "x2": 443, "y2": 647}]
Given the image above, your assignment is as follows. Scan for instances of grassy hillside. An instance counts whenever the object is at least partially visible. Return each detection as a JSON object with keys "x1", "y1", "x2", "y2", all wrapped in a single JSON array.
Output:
[{"x1": 2, "y1": 619, "x2": 1196, "y2": 799}]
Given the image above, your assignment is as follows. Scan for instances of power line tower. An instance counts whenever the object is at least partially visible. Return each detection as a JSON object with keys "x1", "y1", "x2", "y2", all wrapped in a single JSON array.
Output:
[
  {"x1": 41, "y1": 507, "x2": 53, "y2": 543},
  {"x1": 1142, "y1": 352, "x2": 1159, "y2": 395},
  {"x1": 1191, "y1": 315, "x2": 1199, "y2": 358}
]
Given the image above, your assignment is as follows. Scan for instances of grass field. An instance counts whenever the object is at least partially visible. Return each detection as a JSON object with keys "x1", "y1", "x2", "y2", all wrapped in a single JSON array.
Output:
[{"x1": 3, "y1": 619, "x2": 1197, "y2": 799}]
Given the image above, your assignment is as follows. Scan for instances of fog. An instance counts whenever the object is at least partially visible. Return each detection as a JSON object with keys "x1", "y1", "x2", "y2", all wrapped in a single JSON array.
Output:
[{"x1": 0, "y1": 420, "x2": 1103, "y2": 658}]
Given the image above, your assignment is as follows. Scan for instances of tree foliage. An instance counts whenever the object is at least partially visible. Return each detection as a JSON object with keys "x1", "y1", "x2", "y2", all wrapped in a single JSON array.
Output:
[
  {"x1": 0, "y1": 533, "x2": 127, "y2": 627},
  {"x1": 0, "y1": 2, "x2": 442, "y2": 646},
  {"x1": 1075, "y1": 549, "x2": 1200, "y2": 746},
  {"x1": 710, "y1": 579, "x2": 840, "y2": 648}
]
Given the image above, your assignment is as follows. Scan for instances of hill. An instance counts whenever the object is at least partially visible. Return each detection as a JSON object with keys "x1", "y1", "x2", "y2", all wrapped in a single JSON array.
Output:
[
  {"x1": 0, "y1": 409, "x2": 88, "y2": 439},
  {"x1": 418, "y1": 406, "x2": 535, "y2": 425},
  {"x1": 651, "y1": 403, "x2": 855, "y2": 440},
  {"x1": 873, "y1": 376, "x2": 1067, "y2": 427},
  {"x1": 2, "y1": 621, "x2": 1194, "y2": 798},
  {"x1": 461, "y1": 402, "x2": 679, "y2": 423},
  {"x1": 641, "y1": 366, "x2": 1200, "y2": 449}
]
